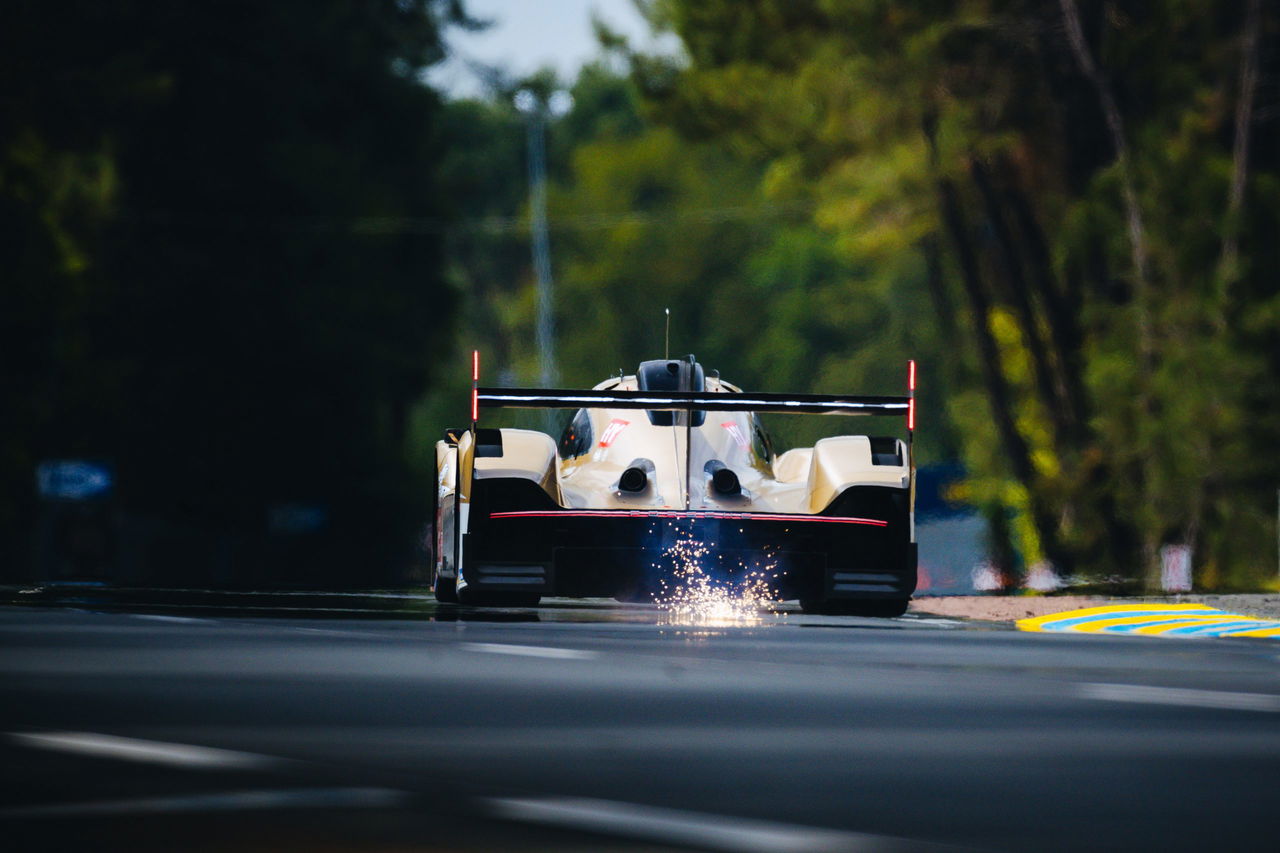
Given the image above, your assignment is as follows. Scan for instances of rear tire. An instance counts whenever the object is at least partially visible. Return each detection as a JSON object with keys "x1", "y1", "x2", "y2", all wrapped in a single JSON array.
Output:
[{"x1": 433, "y1": 573, "x2": 458, "y2": 604}]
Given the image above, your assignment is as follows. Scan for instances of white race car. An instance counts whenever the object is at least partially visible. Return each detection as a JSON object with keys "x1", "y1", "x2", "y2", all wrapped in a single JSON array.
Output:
[{"x1": 433, "y1": 355, "x2": 917, "y2": 616}]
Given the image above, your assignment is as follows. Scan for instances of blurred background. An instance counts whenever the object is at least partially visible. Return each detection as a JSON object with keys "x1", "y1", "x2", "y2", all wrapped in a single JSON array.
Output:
[{"x1": 4, "y1": 0, "x2": 1277, "y2": 592}]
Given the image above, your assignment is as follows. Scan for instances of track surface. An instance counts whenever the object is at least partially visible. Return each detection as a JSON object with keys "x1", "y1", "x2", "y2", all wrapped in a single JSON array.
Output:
[{"x1": 3, "y1": 594, "x2": 1280, "y2": 851}]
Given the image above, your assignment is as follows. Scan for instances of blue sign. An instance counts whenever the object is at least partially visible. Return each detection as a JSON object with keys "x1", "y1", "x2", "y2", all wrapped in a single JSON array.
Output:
[{"x1": 36, "y1": 460, "x2": 114, "y2": 501}]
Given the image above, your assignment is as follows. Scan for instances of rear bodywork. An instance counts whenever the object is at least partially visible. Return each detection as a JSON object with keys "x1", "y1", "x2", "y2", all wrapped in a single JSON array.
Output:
[{"x1": 433, "y1": 357, "x2": 917, "y2": 614}]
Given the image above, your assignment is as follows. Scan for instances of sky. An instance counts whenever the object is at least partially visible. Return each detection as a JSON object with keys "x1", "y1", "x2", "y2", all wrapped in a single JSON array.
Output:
[{"x1": 428, "y1": 0, "x2": 677, "y2": 98}]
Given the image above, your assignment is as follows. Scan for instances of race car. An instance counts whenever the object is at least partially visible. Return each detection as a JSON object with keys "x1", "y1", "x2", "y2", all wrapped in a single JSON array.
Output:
[{"x1": 432, "y1": 353, "x2": 917, "y2": 616}]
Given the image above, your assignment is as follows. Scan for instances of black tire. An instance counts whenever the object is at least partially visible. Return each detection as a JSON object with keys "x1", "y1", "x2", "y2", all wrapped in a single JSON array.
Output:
[
  {"x1": 433, "y1": 573, "x2": 458, "y2": 603},
  {"x1": 800, "y1": 598, "x2": 910, "y2": 618}
]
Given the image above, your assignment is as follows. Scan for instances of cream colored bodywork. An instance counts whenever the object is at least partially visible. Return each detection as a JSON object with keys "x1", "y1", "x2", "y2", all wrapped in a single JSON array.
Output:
[{"x1": 437, "y1": 374, "x2": 908, "y2": 519}]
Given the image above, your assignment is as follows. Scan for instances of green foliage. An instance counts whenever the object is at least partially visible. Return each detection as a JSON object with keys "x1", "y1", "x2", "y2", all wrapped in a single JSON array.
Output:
[{"x1": 626, "y1": 0, "x2": 1280, "y2": 587}]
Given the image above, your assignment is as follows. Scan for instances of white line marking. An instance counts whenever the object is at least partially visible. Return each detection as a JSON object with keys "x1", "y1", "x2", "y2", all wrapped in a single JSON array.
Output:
[
  {"x1": 129, "y1": 614, "x2": 211, "y2": 624},
  {"x1": 289, "y1": 626, "x2": 379, "y2": 638},
  {"x1": 8, "y1": 731, "x2": 280, "y2": 770},
  {"x1": 1, "y1": 788, "x2": 406, "y2": 819},
  {"x1": 461, "y1": 642, "x2": 597, "y2": 660},
  {"x1": 486, "y1": 796, "x2": 939, "y2": 852},
  {"x1": 1080, "y1": 683, "x2": 1280, "y2": 713},
  {"x1": 900, "y1": 617, "x2": 964, "y2": 628}
]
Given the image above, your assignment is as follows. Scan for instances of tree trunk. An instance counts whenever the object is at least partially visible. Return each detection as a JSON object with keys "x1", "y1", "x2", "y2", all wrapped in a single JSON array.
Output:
[
  {"x1": 1060, "y1": 0, "x2": 1161, "y2": 587},
  {"x1": 921, "y1": 234, "x2": 958, "y2": 340},
  {"x1": 1058, "y1": 0, "x2": 1152, "y2": 367},
  {"x1": 938, "y1": 177, "x2": 1069, "y2": 575},
  {"x1": 1217, "y1": 0, "x2": 1261, "y2": 308},
  {"x1": 970, "y1": 159, "x2": 1071, "y2": 440},
  {"x1": 1002, "y1": 172, "x2": 1089, "y2": 435}
]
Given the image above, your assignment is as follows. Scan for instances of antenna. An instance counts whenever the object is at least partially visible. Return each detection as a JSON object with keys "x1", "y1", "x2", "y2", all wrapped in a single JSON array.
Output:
[{"x1": 664, "y1": 308, "x2": 670, "y2": 359}]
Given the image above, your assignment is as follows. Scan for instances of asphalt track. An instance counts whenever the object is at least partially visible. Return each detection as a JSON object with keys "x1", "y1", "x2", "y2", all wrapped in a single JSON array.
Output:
[{"x1": 3, "y1": 591, "x2": 1280, "y2": 851}]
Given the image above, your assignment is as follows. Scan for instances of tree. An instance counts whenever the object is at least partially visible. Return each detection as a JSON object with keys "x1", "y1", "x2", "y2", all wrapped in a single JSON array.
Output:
[
  {"x1": 1, "y1": 0, "x2": 472, "y2": 584},
  {"x1": 625, "y1": 0, "x2": 1280, "y2": 588}
]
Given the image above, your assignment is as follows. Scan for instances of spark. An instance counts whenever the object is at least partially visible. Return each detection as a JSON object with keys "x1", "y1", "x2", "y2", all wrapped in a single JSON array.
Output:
[{"x1": 651, "y1": 526, "x2": 784, "y2": 627}]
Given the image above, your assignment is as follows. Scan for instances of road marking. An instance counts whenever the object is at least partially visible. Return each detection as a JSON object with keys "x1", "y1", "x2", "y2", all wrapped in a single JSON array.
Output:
[
  {"x1": 901, "y1": 617, "x2": 964, "y2": 628},
  {"x1": 8, "y1": 731, "x2": 280, "y2": 770},
  {"x1": 461, "y1": 642, "x2": 597, "y2": 660},
  {"x1": 129, "y1": 614, "x2": 211, "y2": 624},
  {"x1": 1079, "y1": 683, "x2": 1280, "y2": 713},
  {"x1": 1, "y1": 788, "x2": 406, "y2": 819},
  {"x1": 486, "y1": 796, "x2": 944, "y2": 852},
  {"x1": 289, "y1": 626, "x2": 380, "y2": 638}
]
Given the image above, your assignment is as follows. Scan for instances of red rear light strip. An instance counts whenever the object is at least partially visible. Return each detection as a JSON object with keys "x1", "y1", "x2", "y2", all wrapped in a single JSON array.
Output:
[{"x1": 489, "y1": 510, "x2": 887, "y2": 527}]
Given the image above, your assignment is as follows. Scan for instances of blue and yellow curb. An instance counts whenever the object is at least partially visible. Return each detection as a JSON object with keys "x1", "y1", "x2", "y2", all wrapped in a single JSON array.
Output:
[{"x1": 1016, "y1": 603, "x2": 1280, "y2": 639}]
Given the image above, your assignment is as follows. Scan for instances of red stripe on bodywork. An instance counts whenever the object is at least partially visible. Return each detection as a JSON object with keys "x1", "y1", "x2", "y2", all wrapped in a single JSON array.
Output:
[{"x1": 488, "y1": 510, "x2": 888, "y2": 527}]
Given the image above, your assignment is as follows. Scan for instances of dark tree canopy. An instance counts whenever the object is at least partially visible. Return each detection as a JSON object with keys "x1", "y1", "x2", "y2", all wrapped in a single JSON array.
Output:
[{"x1": 2, "y1": 1, "x2": 467, "y2": 584}]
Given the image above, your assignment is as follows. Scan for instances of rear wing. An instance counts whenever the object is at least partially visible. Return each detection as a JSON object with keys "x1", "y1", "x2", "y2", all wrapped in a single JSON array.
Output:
[
  {"x1": 469, "y1": 354, "x2": 916, "y2": 435},
  {"x1": 475, "y1": 388, "x2": 909, "y2": 417},
  {"x1": 461, "y1": 352, "x2": 917, "y2": 515}
]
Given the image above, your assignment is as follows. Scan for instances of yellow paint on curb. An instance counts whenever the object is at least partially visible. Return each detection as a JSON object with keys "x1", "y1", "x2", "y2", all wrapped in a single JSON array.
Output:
[
  {"x1": 1221, "y1": 625, "x2": 1280, "y2": 638},
  {"x1": 1128, "y1": 616, "x2": 1251, "y2": 635},
  {"x1": 1016, "y1": 603, "x2": 1218, "y2": 633},
  {"x1": 1015, "y1": 603, "x2": 1280, "y2": 639}
]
